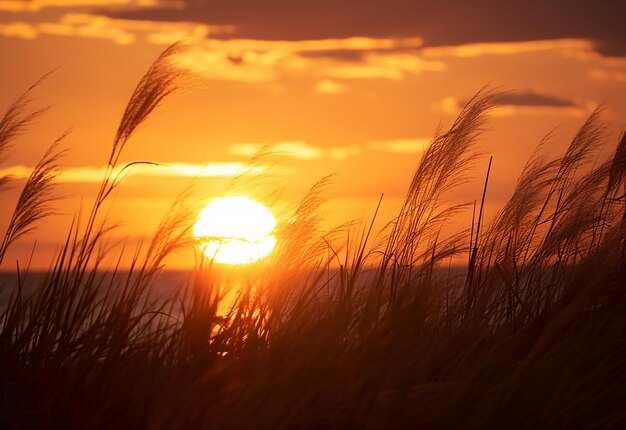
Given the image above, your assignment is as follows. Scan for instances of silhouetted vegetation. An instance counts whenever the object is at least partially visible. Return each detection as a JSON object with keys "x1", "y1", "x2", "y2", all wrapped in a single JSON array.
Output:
[{"x1": 1, "y1": 44, "x2": 625, "y2": 429}]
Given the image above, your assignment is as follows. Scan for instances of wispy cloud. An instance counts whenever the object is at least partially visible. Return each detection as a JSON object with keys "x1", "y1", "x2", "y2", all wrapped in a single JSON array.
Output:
[
  {"x1": 322, "y1": 52, "x2": 445, "y2": 80},
  {"x1": 0, "y1": 13, "x2": 232, "y2": 45},
  {"x1": 0, "y1": 0, "x2": 171, "y2": 13},
  {"x1": 315, "y1": 79, "x2": 347, "y2": 94},
  {"x1": 0, "y1": 15, "x2": 439, "y2": 83},
  {"x1": 367, "y1": 139, "x2": 430, "y2": 154},
  {"x1": 172, "y1": 37, "x2": 440, "y2": 83},
  {"x1": 432, "y1": 90, "x2": 594, "y2": 117},
  {"x1": 0, "y1": 22, "x2": 38, "y2": 39},
  {"x1": 494, "y1": 91, "x2": 579, "y2": 107},
  {"x1": 489, "y1": 105, "x2": 593, "y2": 117},
  {"x1": 589, "y1": 68, "x2": 626, "y2": 83},
  {"x1": 421, "y1": 39, "x2": 593, "y2": 58},
  {"x1": 230, "y1": 139, "x2": 432, "y2": 159},
  {"x1": 230, "y1": 141, "x2": 361, "y2": 160},
  {"x1": 0, "y1": 162, "x2": 265, "y2": 183},
  {"x1": 270, "y1": 141, "x2": 323, "y2": 160}
]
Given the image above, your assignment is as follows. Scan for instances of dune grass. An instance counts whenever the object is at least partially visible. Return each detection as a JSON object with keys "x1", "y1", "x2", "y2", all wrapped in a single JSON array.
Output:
[{"x1": 0, "y1": 44, "x2": 625, "y2": 429}]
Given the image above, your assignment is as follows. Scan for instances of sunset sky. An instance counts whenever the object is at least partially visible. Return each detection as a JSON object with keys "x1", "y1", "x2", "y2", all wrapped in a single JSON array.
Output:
[{"x1": 1, "y1": 0, "x2": 626, "y2": 269}]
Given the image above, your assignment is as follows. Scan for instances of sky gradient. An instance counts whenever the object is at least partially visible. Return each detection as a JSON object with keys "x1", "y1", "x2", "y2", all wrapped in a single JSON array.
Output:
[{"x1": 1, "y1": 0, "x2": 626, "y2": 269}]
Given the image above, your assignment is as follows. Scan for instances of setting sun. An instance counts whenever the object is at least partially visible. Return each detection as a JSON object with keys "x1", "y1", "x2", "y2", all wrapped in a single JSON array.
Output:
[{"x1": 194, "y1": 196, "x2": 277, "y2": 264}]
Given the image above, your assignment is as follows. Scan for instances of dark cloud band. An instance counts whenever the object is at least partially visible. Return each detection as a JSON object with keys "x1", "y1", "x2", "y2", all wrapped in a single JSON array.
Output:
[
  {"x1": 460, "y1": 90, "x2": 579, "y2": 109},
  {"x1": 107, "y1": 0, "x2": 626, "y2": 56}
]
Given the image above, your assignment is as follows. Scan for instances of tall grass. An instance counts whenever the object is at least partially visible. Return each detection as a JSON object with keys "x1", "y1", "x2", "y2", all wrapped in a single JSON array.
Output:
[{"x1": 0, "y1": 44, "x2": 625, "y2": 429}]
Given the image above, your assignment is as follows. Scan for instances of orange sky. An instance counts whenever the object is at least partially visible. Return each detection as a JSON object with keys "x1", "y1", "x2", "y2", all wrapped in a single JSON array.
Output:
[{"x1": 1, "y1": 0, "x2": 626, "y2": 270}]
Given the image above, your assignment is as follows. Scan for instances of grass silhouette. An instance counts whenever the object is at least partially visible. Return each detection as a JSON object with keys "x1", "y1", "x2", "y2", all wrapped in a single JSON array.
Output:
[{"x1": 0, "y1": 44, "x2": 625, "y2": 429}]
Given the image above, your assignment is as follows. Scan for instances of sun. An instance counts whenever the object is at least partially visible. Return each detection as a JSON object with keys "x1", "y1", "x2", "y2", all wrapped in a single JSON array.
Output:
[{"x1": 194, "y1": 196, "x2": 277, "y2": 265}]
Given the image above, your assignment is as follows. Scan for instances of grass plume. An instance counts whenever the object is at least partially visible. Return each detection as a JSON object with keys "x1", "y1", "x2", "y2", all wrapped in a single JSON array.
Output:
[
  {"x1": 0, "y1": 52, "x2": 625, "y2": 430},
  {"x1": 0, "y1": 133, "x2": 67, "y2": 265},
  {"x1": 0, "y1": 73, "x2": 52, "y2": 194}
]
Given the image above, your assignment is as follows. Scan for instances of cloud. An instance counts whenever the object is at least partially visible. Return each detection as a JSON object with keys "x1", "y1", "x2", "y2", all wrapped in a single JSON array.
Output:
[
  {"x1": 231, "y1": 139, "x2": 432, "y2": 159},
  {"x1": 3, "y1": 1, "x2": 625, "y2": 59},
  {"x1": 169, "y1": 37, "x2": 443, "y2": 83},
  {"x1": 107, "y1": 0, "x2": 626, "y2": 57},
  {"x1": 229, "y1": 143, "x2": 263, "y2": 158},
  {"x1": 0, "y1": 18, "x2": 437, "y2": 83},
  {"x1": 0, "y1": 16, "x2": 134, "y2": 44},
  {"x1": 0, "y1": 0, "x2": 183, "y2": 13},
  {"x1": 421, "y1": 39, "x2": 594, "y2": 58},
  {"x1": 589, "y1": 68, "x2": 626, "y2": 83},
  {"x1": 300, "y1": 39, "x2": 586, "y2": 63},
  {"x1": 0, "y1": 22, "x2": 38, "y2": 39},
  {"x1": 315, "y1": 79, "x2": 347, "y2": 94},
  {"x1": 489, "y1": 105, "x2": 592, "y2": 118},
  {"x1": 320, "y1": 52, "x2": 445, "y2": 80},
  {"x1": 172, "y1": 43, "x2": 284, "y2": 82},
  {"x1": 0, "y1": 0, "x2": 172, "y2": 12},
  {"x1": 367, "y1": 139, "x2": 430, "y2": 154},
  {"x1": 0, "y1": 162, "x2": 265, "y2": 183},
  {"x1": 326, "y1": 145, "x2": 361, "y2": 160},
  {"x1": 495, "y1": 91, "x2": 578, "y2": 108},
  {"x1": 300, "y1": 49, "x2": 372, "y2": 63},
  {"x1": 269, "y1": 141, "x2": 322, "y2": 160},
  {"x1": 0, "y1": 13, "x2": 233, "y2": 45},
  {"x1": 324, "y1": 65, "x2": 404, "y2": 81},
  {"x1": 433, "y1": 90, "x2": 592, "y2": 117},
  {"x1": 230, "y1": 141, "x2": 361, "y2": 160}
]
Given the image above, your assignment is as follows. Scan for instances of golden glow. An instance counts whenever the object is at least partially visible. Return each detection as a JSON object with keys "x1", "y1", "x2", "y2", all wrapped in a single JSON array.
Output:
[
  {"x1": 0, "y1": 162, "x2": 266, "y2": 183},
  {"x1": 194, "y1": 196, "x2": 277, "y2": 265}
]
